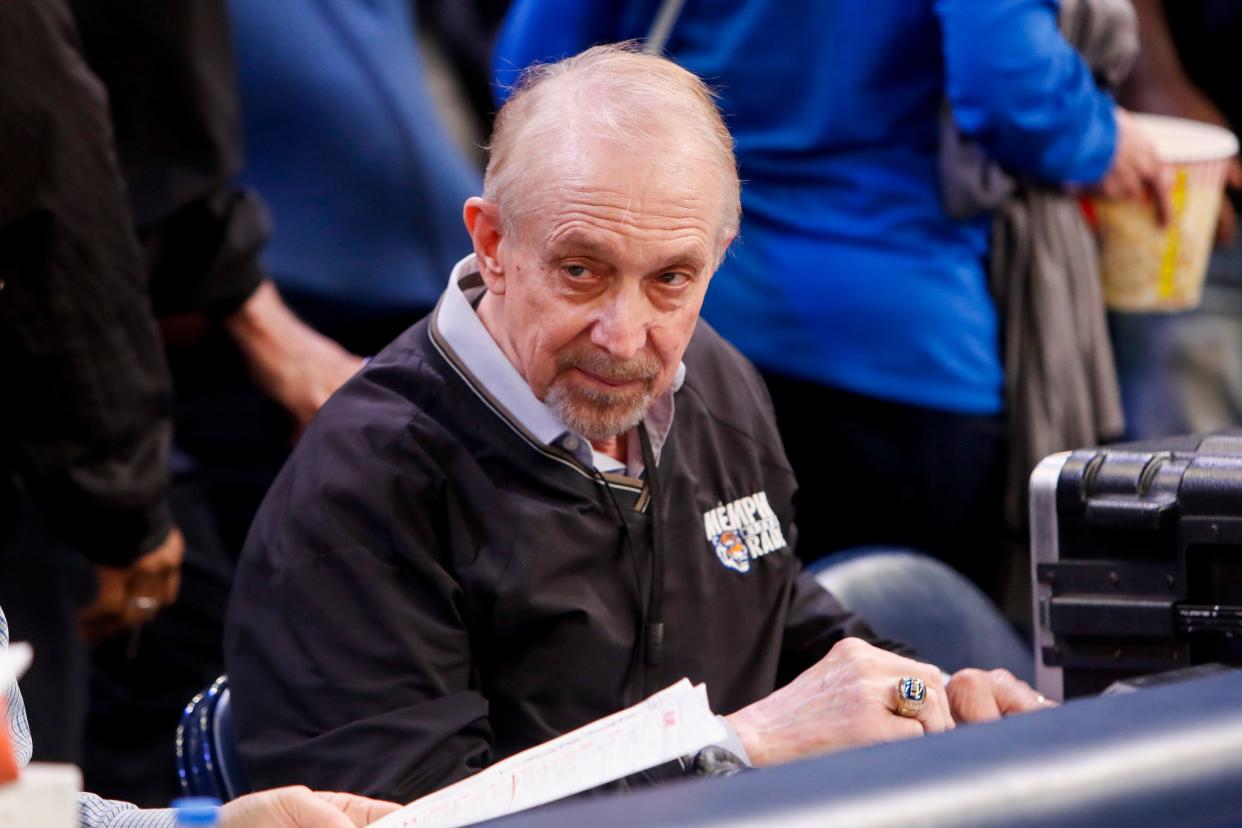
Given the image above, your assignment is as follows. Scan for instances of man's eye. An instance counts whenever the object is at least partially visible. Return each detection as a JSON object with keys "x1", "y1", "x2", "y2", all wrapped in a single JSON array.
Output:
[
  {"x1": 657, "y1": 272, "x2": 689, "y2": 287},
  {"x1": 564, "y1": 264, "x2": 589, "y2": 278}
]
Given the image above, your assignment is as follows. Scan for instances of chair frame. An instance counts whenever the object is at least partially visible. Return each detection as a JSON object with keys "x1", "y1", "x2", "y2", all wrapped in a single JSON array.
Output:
[{"x1": 176, "y1": 675, "x2": 249, "y2": 802}]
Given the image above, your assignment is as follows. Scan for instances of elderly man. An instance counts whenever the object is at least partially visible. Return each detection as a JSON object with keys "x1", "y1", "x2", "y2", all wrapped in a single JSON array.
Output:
[{"x1": 225, "y1": 45, "x2": 1047, "y2": 803}]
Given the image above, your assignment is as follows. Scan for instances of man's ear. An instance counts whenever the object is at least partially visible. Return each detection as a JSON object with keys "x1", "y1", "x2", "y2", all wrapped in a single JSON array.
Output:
[{"x1": 464, "y1": 196, "x2": 507, "y2": 294}]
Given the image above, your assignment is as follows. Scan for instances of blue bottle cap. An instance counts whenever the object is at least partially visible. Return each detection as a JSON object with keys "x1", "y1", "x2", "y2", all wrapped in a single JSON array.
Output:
[{"x1": 172, "y1": 796, "x2": 221, "y2": 826}]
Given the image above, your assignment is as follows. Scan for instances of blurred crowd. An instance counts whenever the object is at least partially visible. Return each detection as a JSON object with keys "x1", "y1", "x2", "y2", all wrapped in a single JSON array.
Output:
[{"x1": 1, "y1": 0, "x2": 1239, "y2": 810}]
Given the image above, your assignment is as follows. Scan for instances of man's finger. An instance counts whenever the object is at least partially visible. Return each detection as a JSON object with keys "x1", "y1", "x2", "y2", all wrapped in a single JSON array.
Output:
[
  {"x1": 989, "y1": 669, "x2": 1055, "y2": 716},
  {"x1": 315, "y1": 791, "x2": 402, "y2": 826},
  {"x1": 915, "y1": 685, "x2": 953, "y2": 734},
  {"x1": 876, "y1": 713, "x2": 926, "y2": 744},
  {"x1": 910, "y1": 660, "x2": 953, "y2": 734},
  {"x1": 911, "y1": 668, "x2": 953, "y2": 735},
  {"x1": 947, "y1": 668, "x2": 1003, "y2": 723},
  {"x1": 277, "y1": 787, "x2": 360, "y2": 828}
]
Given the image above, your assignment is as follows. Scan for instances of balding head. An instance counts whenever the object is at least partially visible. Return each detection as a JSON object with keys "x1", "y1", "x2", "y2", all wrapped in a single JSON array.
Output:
[{"x1": 485, "y1": 43, "x2": 740, "y2": 254}]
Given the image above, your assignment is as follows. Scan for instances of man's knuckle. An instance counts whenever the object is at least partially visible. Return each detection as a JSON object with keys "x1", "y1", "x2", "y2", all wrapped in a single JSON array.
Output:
[
  {"x1": 834, "y1": 637, "x2": 863, "y2": 654},
  {"x1": 955, "y1": 668, "x2": 985, "y2": 687}
]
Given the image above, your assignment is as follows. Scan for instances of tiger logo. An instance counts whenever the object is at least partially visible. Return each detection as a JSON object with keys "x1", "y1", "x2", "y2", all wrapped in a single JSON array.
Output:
[
  {"x1": 712, "y1": 528, "x2": 751, "y2": 573},
  {"x1": 703, "y1": 492, "x2": 787, "y2": 574}
]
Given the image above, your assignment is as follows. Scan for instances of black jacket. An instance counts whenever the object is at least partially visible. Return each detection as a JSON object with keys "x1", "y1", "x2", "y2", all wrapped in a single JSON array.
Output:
[
  {"x1": 0, "y1": 0, "x2": 266, "y2": 564},
  {"x1": 226, "y1": 307, "x2": 893, "y2": 803}
]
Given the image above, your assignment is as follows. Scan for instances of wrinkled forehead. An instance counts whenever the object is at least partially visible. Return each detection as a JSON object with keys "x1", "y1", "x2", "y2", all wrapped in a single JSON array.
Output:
[{"x1": 505, "y1": 130, "x2": 731, "y2": 253}]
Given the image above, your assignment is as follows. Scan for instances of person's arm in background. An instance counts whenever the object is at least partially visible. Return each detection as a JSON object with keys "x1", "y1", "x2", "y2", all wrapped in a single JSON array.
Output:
[
  {"x1": 936, "y1": 0, "x2": 1167, "y2": 216},
  {"x1": 69, "y1": 0, "x2": 362, "y2": 435},
  {"x1": 1120, "y1": 0, "x2": 1242, "y2": 242},
  {"x1": 0, "y1": 0, "x2": 184, "y2": 642}
]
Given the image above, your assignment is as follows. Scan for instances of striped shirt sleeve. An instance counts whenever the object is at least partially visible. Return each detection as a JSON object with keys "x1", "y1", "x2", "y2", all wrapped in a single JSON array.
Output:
[
  {"x1": 1, "y1": 607, "x2": 33, "y2": 767},
  {"x1": 76, "y1": 793, "x2": 177, "y2": 828}
]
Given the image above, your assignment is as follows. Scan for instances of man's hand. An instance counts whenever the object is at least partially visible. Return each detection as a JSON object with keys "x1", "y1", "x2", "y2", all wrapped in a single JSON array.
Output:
[
  {"x1": 224, "y1": 281, "x2": 364, "y2": 436},
  {"x1": 1095, "y1": 108, "x2": 1172, "y2": 225},
  {"x1": 77, "y1": 527, "x2": 184, "y2": 643},
  {"x1": 946, "y1": 668, "x2": 1056, "y2": 723},
  {"x1": 724, "y1": 638, "x2": 954, "y2": 767},
  {"x1": 218, "y1": 786, "x2": 400, "y2": 828}
]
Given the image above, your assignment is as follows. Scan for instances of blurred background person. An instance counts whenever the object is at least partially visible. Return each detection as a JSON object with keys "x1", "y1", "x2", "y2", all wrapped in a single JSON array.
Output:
[
  {"x1": 494, "y1": 0, "x2": 1162, "y2": 601},
  {"x1": 227, "y1": 0, "x2": 483, "y2": 358},
  {"x1": 81, "y1": 0, "x2": 490, "y2": 804},
  {"x1": 0, "y1": 0, "x2": 365, "y2": 807},
  {"x1": 416, "y1": 0, "x2": 516, "y2": 168},
  {"x1": 1110, "y1": 0, "x2": 1242, "y2": 441}
]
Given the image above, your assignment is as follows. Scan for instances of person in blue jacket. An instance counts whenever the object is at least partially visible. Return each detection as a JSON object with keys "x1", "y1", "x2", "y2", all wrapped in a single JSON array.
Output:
[
  {"x1": 229, "y1": 0, "x2": 482, "y2": 354},
  {"x1": 494, "y1": 0, "x2": 1163, "y2": 595}
]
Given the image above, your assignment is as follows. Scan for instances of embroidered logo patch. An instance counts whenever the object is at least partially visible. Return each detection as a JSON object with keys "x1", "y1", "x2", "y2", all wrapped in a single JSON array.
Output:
[{"x1": 703, "y1": 491, "x2": 787, "y2": 573}]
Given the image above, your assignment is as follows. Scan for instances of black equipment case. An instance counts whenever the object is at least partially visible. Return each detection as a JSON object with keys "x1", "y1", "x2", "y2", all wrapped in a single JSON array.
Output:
[{"x1": 1032, "y1": 430, "x2": 1242, "y2": 700}]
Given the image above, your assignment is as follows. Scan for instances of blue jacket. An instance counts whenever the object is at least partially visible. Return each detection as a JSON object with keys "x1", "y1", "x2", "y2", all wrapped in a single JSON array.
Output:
[
  {"x1": 230, "y1": 0, "x2": 481, "y2": 314},
  {"x1": 495, "y1": 0, "x2": 1117, "y2": 413}
]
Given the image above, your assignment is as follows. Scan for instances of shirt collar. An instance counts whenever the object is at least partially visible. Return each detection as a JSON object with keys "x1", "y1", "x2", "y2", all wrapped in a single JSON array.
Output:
[{"x1": 433, "y1": 254, "x2": 684, "y2": 476}]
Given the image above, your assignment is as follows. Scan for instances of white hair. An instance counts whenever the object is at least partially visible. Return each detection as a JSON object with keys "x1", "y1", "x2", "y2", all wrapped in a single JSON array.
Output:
[{"x1": 485, "y1": 43, "x2": 741, "y2": 248}]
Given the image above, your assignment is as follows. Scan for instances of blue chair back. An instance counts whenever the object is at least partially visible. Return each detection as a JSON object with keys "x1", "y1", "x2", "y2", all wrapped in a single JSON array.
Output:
[
  {"x1": 811, "y1": 547, "x2": 1034, "y2": 682},
  {"x1": 176, "y1": 675, "x2": 252, "y2": 802}
]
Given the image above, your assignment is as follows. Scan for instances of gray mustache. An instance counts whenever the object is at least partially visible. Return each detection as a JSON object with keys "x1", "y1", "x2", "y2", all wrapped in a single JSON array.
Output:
[{"x1": 557, "y1": 348, "x2": 661, "y2": 383}]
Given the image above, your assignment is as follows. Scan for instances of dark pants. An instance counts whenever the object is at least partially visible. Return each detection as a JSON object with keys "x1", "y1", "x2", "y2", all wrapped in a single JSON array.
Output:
[
  {"x1": 0, "y1": 476, "x2": 94, "y2": 764},
  {"x1": 762, "y1": 372, "x2": 1009, "y2": 599},
  {"x1": 82, "y1": 473, "x2": 234, "y2": 807}
]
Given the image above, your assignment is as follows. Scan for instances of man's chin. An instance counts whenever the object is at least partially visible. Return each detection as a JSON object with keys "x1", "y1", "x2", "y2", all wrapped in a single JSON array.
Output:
[{"x1": 547, "y1": 383, "x2": 651, "y2": 443}]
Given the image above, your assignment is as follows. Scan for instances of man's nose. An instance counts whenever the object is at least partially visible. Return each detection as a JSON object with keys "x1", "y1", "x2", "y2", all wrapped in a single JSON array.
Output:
[{"x1": 590, "y1": 289, "x2": 650, "y2": 360}]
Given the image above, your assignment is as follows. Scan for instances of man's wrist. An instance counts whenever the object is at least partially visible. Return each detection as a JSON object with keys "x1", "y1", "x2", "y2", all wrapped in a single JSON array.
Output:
[
  {"x1": 723, "y1": 706, "x2": 768, "y2": 767},
  {"x1": 221, "y1": 279, "x2": 281, "y2": 348},
  {"x1": 713, "y1": 715, "x2": 753, "y2": 767}
]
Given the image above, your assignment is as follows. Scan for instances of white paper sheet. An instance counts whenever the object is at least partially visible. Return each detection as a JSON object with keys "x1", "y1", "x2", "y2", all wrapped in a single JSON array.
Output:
[{"x1": 369, "y1": 679, "x2": 725, "y2": 828}]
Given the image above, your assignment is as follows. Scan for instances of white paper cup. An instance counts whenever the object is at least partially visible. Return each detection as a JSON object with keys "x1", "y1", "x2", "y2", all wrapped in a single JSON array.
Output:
[
  {"x1": 1093, "y1": 113, "x2": 1238, "y2": 312},
  {"x1": 0, "y1": 764, "x2": 80, "y2": 828}
]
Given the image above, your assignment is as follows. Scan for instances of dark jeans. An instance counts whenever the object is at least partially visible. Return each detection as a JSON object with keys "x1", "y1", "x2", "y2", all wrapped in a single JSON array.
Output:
[{"x1": 761, "y1": 372, "x2": 1009, "y2": 600}]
